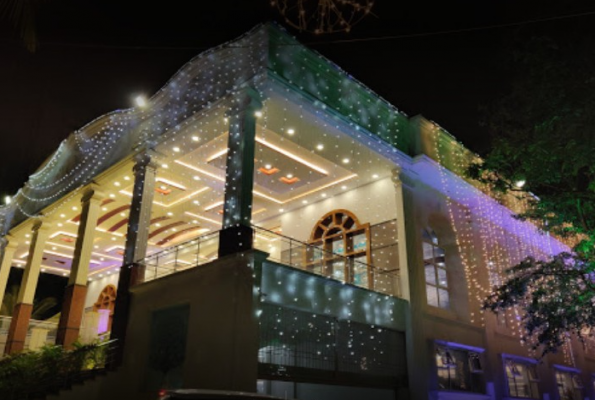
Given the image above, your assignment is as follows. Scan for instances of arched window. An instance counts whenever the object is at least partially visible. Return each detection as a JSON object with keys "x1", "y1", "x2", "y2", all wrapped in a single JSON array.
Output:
[
  {"x1": 307, "y1": 209, "x2": 372, "y2": 288},
  {"x1": 93, "y1": 284, "x2": 117, "y2": 332},
  {"x1": 422, "y1": 229, "x2": 449, "y2": 309}
]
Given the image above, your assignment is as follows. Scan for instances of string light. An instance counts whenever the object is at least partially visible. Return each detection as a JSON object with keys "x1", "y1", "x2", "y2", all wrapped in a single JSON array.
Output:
[{"x1": 0, "y1": 24, "x2": 578, "y2": 374}]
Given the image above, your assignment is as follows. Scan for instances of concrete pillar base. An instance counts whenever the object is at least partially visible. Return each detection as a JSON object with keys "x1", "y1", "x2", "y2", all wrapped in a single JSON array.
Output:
[
  {"x1": 5, "y1": 303, "x2": 33, "y2": 354},
  {"x1": 56, "y1": 284, "x2": 88, "y2": 349}
]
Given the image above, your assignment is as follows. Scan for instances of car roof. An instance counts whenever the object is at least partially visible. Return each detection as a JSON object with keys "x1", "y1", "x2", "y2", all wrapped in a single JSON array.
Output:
[{"x1": 165, "y1": 389, "x2": 292, "y2": 400}]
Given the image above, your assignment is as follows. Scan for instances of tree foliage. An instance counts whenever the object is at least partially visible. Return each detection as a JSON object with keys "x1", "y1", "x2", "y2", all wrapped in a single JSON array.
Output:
[
  {"x1": 469, "y1": 31, "x2": 595, "y2": 355},
  {"x1": 0, "y1": 285, "x2": 58, "y2": 320}
]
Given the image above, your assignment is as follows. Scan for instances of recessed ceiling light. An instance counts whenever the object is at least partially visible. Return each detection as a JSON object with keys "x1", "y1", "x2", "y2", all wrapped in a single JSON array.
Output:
[
  {"x1": 341, "y1": 185, "x2": 347, "y2": 190},
  {"x1": 254, "y1": 111, "x2": 263, "y2": 118},
  {"x1": 321, "y1": 193, "x2": 327, "y2": 198},
  {"x1": 161, "y1": 164, "x2": 169, "y2": 169},
  {"x1": 193, "y1": 176, "x2": 200, "y2": 181},
  {"x1": 191, "y1": 136, "x2": 199, "y2": 142},
  {"x1": 94, "y1": 245, "x2": 99, "y2": 249},
  {"x1": 25, "y1": 234, "x2": 30, "y2": 238},
  {"x1": 173, "y1": 147, "x2": 180, "y2": 152},
  {"x1": 60, "y1": 214, "x2": 66, "y2": 218},
  {"x1": 372, "y1": 174, "x2": 379, "y2": 179},
  {"x1": 102, "y1": 207, "x2": 108, "y2": 211},
  {"x1": 265, "y1": 164, "x2": 272, "y2": 170},
  {"x1": 342, "y1": 158, "x2": 350, "y2": 164},
  {"x1": 111, "y1": 237, "x2": 117, "y2": 241},
  {"x1": 72, "y1": 206, "x2": 78, "y2": 211},
  {"x1": 109, "y1": 194, "x2": 115, "y2": 198},
  {"x1": 286, "y1": 173, "x2": 293, "y2": 178},
  {"x1": 160, "y1": 185, "x2": 167, "y2": 190},
  {"x1": 223, "y1": 117, "x2": 229, "y2": 123},
  {"x1": 287, "y1": 128, "x2": 295, "y2": 135},
  {"x1": 124, "y1": 176, "x2": 130, "y2": 181},
  {"x1": 114, "y1": 182, "x2": 121, "y2": 187},
  {"x1": 302, "y1": 200, "x2": 308, "y2": 204},
  {"x1": 279, "y1": 208, "x2": 284, "y2": 212},
  {"x1": 193, "y1": 200, "x2": 199, "y2": 205},
  {"x1": 167, "y1": 212, "x2": 173, "y2": 216},
  {"x1": 316, "y1": 144, "x2": 324, "y2": 150},
  {"x1": 41, "y1": 268, "x2": 46, "y2": 272},
  {"x1": 120, "y1": 213, "x2": 126, "y2": 217},
  {"x1": 155, "y1": 223, "x2": 161, "y2": 227},
  {"x1": 57, "y1": 223, "x2": 63, "y2": 227}
]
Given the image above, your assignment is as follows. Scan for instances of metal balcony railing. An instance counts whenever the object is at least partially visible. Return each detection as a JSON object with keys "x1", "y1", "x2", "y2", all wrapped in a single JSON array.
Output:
[
  {"x1": 142, "y1": 231, "x2": 220, "y2": 282},
  {"x1": 253, "y1": 221, "x2": 401, "y2": 298},
  {"x1": 138, "y1": 221, "x2": 400, "y2": 299}
]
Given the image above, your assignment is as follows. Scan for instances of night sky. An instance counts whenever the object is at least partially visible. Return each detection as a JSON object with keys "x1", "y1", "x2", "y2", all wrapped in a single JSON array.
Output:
[{"x1": 1, "y1": 0, "x2": 594, "y2": 199}]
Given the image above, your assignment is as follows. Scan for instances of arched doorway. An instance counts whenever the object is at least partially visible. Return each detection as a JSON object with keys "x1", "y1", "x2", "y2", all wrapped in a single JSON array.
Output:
[
  {"x1": 93, "y1": 284, "x2": 117, "y2": 333},
  {"x1": 307, "y1": 209, "x2": 372, "y2": 288}
]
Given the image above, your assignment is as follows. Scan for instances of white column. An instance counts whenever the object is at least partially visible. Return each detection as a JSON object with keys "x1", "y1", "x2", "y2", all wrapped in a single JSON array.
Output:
[
  {"x1": 0, "y1": 235, "x2": 18, "y2": 310},
  {"x1": 56, "y1": 185, "x2": 104, "y2": 348},
  {"x1": 70, "y1": 185, "x2": 104, "y2": 286},
  {"x1": 5, "y1": 219, "x2": 52, "y2": 354},
  {"x1": 392, "y1": 168, "x2": 411, "y2": 301},
  {"x1": 18, "y1": 220, "x2": 52, "y2": 304}
]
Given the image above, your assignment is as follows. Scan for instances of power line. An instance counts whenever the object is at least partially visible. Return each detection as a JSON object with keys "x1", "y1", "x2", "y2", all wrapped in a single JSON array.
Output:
[
  {"x1": 309, "y1": 9, "x2": 595, "y2": 45},
  {"x1": 1, "y1": 9, "x2": 595, "y2": 50}
]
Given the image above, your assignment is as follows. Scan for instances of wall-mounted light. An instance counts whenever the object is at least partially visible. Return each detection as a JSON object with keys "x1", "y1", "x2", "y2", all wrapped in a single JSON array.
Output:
[{"x1": 135, "y1": 95, "x2": 147, "y2": 108}]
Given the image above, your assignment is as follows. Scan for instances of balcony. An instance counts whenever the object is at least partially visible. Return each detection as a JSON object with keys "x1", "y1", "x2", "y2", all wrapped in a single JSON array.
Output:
[
  {"x1": 140, "y1": 220, "x2": 401, "y2": 299},
  {"x1": 143, "y1": 231, "x2": 220, "y2": 282},
  {"x1": 253, "y1": 220, "x2": 400, "y2": 298}
]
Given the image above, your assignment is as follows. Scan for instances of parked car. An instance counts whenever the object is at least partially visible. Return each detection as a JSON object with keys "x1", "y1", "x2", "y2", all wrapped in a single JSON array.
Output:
[{"x1": 159, "y1": 389, "x2": 291, "y2": 400}]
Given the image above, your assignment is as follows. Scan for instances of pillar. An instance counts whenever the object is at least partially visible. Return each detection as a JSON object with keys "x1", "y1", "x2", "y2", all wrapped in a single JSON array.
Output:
[
  {"x1": 5, "y1": 219, "x2": 52, "y2": 354},
  {"x1": 218, "y1": 88, "x2": 262, "y2": 257},
  {"x1": 111, "y1": 150, "x2": 157, "y2": 349},
  {"x1": 392, "y1": 168, "x2": 411, "y2": 301},
  {"x1": 56, "y1": 185, "x2": 104, "y2": 348},
  {"x1": 0, "y1": 235, "x2": 18, "y2": 311}
]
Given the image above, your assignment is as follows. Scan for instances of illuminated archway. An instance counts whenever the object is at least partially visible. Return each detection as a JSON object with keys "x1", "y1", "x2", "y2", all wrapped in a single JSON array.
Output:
[
  {"x1": 93, "y1": 284, "x2": 117, "y2": 332},
  {"x1": 308, "y1": 209, "x2": 372, "y2": 288}
]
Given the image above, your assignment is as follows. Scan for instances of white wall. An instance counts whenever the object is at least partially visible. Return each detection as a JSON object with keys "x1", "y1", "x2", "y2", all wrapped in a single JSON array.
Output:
[
  {"x1": 281, "y1": 177, "x2": 398, "y2": 242},
  {"x1": 84, "y1": 273, "x2": 119, "y2": 310}
]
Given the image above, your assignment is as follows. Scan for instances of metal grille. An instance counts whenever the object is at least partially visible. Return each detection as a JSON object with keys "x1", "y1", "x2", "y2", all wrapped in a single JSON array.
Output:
[{"x1": 258, "y1": 302, "x2": 406, "y2": 383}]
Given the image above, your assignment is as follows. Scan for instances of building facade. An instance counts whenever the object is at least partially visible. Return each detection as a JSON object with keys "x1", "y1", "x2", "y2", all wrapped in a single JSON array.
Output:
[{"x1": 0, "y1": 24, "x2": 592, "y2": 400}]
